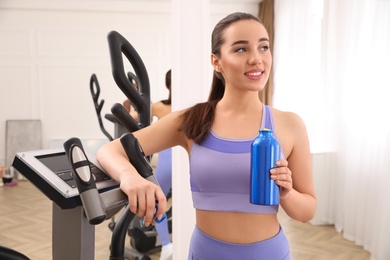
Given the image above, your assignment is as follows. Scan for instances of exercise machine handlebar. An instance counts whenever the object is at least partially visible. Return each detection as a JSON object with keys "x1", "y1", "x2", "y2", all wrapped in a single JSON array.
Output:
[
  {"x1": 107, "y1": 31, "x2": 151, "y2": 129},
  {"x1": 111, "y1": 103, "x2": 140, "y2": 133},
  {"x1": 106, "y1": 30, "x2": 158, "y2": 260},
  {"x1": 89, "y1": 74, "x2": 114, "y2": 141},
  {"x1": 63, "y1": 137, "x2": 107, "y2": 224}
]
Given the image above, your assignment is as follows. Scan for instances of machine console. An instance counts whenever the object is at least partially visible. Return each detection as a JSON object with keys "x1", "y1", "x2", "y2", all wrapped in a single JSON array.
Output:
[{"x1": 12, "y1": 149, "x2": 118, "y2": 209}]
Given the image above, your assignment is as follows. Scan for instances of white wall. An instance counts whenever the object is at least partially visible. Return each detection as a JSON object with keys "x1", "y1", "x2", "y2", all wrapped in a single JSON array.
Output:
[
  {"x1": 0, "y1": 0, "x2": 259, "y2": 165},
  {"x1": 0, "y1": 0, "x2": 173, "y2": 165}
]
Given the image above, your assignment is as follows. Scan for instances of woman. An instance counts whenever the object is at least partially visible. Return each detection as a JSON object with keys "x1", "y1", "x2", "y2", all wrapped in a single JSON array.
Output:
[{"x1": 97, "y1": 12, "x2": 316, "y2": 259}]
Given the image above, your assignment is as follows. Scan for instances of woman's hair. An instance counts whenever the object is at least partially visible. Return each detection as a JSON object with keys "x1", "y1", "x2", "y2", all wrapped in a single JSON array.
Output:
[
  {"x1": 161, "y1": 69, "x2": 171, "y2": 105},
  {"x1": 178, "y1": 12, "x2": 263, "y2": 144}
]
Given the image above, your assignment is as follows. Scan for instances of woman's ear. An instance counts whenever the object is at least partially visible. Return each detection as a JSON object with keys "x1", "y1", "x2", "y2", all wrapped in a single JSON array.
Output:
[{"x1": 211, "y1": 54, "x2": 222, "y2": 72}]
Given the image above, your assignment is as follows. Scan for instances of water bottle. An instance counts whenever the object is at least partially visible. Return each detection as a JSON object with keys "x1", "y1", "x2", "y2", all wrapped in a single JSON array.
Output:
[{"x1": 250, "y1": 129, "x2": 281, "y2": 205}]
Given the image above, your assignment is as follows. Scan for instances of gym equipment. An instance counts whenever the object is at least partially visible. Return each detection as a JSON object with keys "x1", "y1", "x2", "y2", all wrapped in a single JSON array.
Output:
[
  {"x1": 90, "y1": 72, "x2": 130, "y2": 232},
  {"x1": 13, "y1": 146, "x2": 123, "y2": 260},
  {"x1": 90, "y1": 73, "x2": 114, "y2": 142},
  {"x1": 104, "y1": 30, "x2": 172, "y2": 259},
  {"x1": 11, "y1": 30, "x2": 168, "y2": 260},
  {"x1": 107, "y1": 31, "x2": 151, "y2": 130},
  {"x1": 12, "y1": 136, "x2": 163, "y2": 260},
  {"x1": 89, "y1": 94, "x2": 171, "y2": 259},
  {"x1": 64, "y1": 133, "x2": 167, "y2": 259},
  {"x1": 89, "y1": 28, "x2": 154, "y2": 255},
  {"x1": 90, "y1": 73, "x2": 140, "y2": 141}
]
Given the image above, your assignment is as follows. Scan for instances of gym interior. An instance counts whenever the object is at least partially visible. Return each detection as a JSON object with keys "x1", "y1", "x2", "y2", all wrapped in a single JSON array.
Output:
[{"x1": 1, "y1": 0, "x2": 389, "y2": 259}]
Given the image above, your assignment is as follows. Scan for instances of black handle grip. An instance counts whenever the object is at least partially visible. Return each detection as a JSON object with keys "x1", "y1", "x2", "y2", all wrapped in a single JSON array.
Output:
[
  {"x1": 63, "y1": 137, "x2": 106, "y2": 224},
  {"x1": 107, "y1": 31, "x2": 151, "y2": 129},
  {"x1": 111, "y1": 103, "x2": 140, "y2": 133},
  {"x1": 63, "y1": 138, "x2": 95, "y2": 191},
  {"x1": 119, "y1": 133, "x2": 153, "y2": 179}
]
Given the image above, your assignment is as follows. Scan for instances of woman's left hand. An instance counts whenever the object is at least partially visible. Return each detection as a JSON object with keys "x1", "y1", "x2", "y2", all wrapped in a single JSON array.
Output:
[{"x1": 270, "y1": 159, "x2": 293, "y2": 199}]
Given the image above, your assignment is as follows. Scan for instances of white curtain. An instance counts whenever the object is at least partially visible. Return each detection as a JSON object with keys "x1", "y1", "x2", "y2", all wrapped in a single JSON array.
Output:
[{"x1": 274, "y1": 1, "x2": 390, "y2": 259}]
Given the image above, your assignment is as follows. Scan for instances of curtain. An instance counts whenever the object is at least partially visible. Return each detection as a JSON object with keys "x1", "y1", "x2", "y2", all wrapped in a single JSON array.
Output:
[
  {"x1": 258, "y1": 0, "x2": 274, "y2": 106},
  {"x1": 273, "y1": 1, "x2": 390, "y2": 259},
  {"x1": 322, "y1": 1, "x2": 390, "y2": 259}
]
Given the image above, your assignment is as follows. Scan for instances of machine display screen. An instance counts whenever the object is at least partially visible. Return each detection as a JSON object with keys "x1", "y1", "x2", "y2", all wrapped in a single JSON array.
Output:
[
  {"x1": 13, "y1": 148, "x2": 116, "y2": 209},
  {"x1": 36, "y1": 152, "x2": 71, "y2": 173}
]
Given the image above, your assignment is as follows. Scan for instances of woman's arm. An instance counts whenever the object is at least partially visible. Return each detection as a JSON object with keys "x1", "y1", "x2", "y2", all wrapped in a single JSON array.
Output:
[
  {"x1": 97, "y1": 138, "x2": 162, "y2": 226},
  {"x1": 272, "y1": 112, "x2": 317, "y2": 223},
  {"x1": 96, "y1": 110, "x2": 188, "y2": 226}
]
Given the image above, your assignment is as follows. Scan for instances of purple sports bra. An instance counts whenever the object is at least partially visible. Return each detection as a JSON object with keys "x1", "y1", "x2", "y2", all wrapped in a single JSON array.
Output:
[{"x1": 189, "y1": 104, "x2": 280, "y2": 214}]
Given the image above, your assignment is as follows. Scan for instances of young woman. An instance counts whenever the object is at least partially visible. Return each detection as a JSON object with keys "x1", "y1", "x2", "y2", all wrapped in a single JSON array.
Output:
[{"x1": 97, "y1": 12, "x2": 316, "y2": 260}]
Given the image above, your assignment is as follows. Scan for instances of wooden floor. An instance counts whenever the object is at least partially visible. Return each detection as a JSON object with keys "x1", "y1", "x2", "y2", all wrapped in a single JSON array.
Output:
[{"x1": 0, "y1": 180, "x2": 370, "y2": 260}]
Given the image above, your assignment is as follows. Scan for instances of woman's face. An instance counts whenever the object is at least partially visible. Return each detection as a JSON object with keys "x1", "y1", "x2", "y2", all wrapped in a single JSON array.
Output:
[{"x1": 213, "y1": 19, "x2": 272, "y2": 93}]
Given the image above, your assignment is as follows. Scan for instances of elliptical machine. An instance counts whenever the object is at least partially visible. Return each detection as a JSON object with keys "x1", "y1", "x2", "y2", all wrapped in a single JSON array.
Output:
[
  {"x1": 89, "y1": 30, "x2": 172, "y2": 259},
  {"x1": 11, "y1": 30, "x2": 171, "y2": 260}
]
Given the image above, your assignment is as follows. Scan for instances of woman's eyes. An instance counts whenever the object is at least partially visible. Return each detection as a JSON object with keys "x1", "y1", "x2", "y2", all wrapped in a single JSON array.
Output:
[
  {"x1": 235, "y1": 47, "x2": 246, "y2": 53},
  {"x1": 260, "y1": 45, "x2": 269, "y2": 51},
  {"x1": 234, "y1": 45, "x2": 269, "y2": 53}
]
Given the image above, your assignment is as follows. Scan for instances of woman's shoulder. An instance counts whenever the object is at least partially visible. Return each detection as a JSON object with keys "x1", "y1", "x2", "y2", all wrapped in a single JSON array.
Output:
[
  {"x1": 152, "y1": 101, "x2": 172, "y2": 118},
  {"x1": 270, "y1": 107, "x2": 309, "y2": 159},
  {"x1": 152, "y1": 101, "x2": 170, "y2": 110},
  {"x1": 157, "y1": 108, "x2": 187, "y2": 123},
  {"x1": 270, "y1": 107, "x2": 307, "y2": 131}
]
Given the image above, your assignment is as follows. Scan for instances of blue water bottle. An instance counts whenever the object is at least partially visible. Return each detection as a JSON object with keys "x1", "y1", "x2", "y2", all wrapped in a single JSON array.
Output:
[{"x1": 250, "y1": 129, "x2": 281, "y2": 205}]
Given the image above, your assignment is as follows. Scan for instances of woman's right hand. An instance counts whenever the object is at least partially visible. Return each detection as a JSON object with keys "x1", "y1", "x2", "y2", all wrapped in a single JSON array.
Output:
[{"x1": 119, "y1": 171, "x2": 167, "y2": 227}]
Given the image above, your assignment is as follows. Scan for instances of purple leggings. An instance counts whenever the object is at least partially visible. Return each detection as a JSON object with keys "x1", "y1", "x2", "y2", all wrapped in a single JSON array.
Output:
[{"x1": 188, "y1": 226, "x2": 290, "y2": 260}]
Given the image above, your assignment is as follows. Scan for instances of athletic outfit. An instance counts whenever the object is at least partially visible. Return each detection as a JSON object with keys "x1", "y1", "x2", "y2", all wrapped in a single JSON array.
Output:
[
  {"x1": 153, "y1": 148, "x2": 172, "y2": 246},
  {"x1": 188, "y1": 105, "x2": 290, "y2": 260}
]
